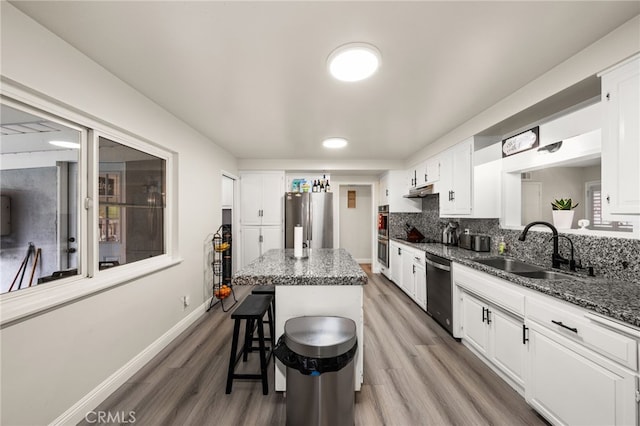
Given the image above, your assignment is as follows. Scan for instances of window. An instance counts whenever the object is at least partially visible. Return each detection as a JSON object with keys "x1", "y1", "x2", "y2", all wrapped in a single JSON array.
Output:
[
  {"x1": 0, "y1": 103, "x2": 82, "y2": 293},
  {"x1": 585, "y1": 181, "x2": 635, "y2": 232},
  {"x1": 0, "y1": 97, "x2": 173, "y2": 302},
  {"x1": 98, "y1": 136, "x2": 166, "y2": 269}
]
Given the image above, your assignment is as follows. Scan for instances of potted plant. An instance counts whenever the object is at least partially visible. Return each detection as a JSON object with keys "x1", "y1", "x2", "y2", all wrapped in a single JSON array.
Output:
[{"x1": 551, "y1": 198, "x2": 579, "y2": 229}]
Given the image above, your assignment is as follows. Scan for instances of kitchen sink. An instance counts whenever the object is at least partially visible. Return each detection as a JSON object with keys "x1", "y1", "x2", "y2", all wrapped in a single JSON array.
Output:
[
  {"x1": 474, "y1": 257, "x2": 543, "y2": 273},
  {"x1": 474, "y1": 257, "x2": 573, "y2": 280},
  {"x1": 512, "y1": 270, "x2": 573, "y2": 280}
]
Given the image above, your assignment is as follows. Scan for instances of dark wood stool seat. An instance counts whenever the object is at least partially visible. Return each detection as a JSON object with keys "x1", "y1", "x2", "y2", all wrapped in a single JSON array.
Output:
[
  {"x1": 226, "y1": 294, "x2": 274, "y2": 395},
  {"x1": 251, "y1": 285, "x2": 276, "y2": 343}
]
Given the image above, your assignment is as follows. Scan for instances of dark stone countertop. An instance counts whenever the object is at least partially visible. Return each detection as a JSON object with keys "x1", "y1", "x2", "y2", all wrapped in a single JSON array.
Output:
[
  {"x1": 390, "y1": 238, "x2": 640, "y2": 330},
  {"x1": 233, "y1": 248, "x2": 368, "y2": 286}
]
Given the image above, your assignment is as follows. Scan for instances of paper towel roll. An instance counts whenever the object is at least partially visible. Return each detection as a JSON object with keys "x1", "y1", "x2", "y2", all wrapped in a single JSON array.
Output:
[{"x1": 294, "y1": 225, "x2": 303, "y2": 258}]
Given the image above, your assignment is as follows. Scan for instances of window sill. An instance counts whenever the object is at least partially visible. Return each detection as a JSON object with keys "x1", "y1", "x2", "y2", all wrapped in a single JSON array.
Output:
[{"x1": 0, "y1": 255, "x2": 183, "y2": 327}]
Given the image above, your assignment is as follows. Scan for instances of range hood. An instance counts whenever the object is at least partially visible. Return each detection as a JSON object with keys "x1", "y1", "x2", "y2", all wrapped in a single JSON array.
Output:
[{"x1": 403, "y1": 184, "x2": 435, "y2": 198}]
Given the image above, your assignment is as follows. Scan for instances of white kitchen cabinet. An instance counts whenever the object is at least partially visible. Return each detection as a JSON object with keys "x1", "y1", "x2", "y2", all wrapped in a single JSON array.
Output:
[
  {"x1": 413, "y1": 254, "x2": 426, "y2": 310},
  {"x1": 239, "y1": 171, "x2": 284, "y2": 226},
  {"x1": 527, "y1": 322, "x2": 637, "y2": 426},
  {"x1": 222, "y1": 175, "x2": 234, "y2": 209},
  {"x1": 389, "y1": 240, "x2": 402, "y2": 285},
  {"x1": 600, "y1": 55, "x2": 640, "y2": 217},
  {"x1": 401, "y1": 247, "x2": 415, "y2": 298},
  {"x1": 239, "y1": 225, "x2": 283, "y2": 267},
  {"x1": 439, "y1": 138, "x2": 472, "y2": 216},
  {"x1": 460, "y1": 291, "x2": 490, "y2": 357},
  {"x1": 460, "y1": 289, "x2": 526, "y2": 389},
  {"x1": 408, "y1": 158, "x2": 441, "y2": 190},
  {"x1": 378, "y1": 170, "x2": 421, "y2": 213}
]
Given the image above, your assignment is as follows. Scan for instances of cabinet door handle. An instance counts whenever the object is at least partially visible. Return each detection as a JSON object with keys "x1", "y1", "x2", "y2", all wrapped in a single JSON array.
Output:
[
  {"x1": 551, "y1": 320, "x2": 578, "y2": 334},
  {"x1": 425, "y1": 173, "x2": 428, "y2": 182},
  {"x1": 386, "y1": 189, "x2": 388, "y2": 196},
  {"x1": 259, "y1": 235, "x2": 263, "y2": 243},
  {"x1": 606, "y1": 195, "x2": 610, "y2": 204},
  {"x1": 482, "y1": 307, "x2": 487, "y2": 323},
  {"x1": 398, "y1": 248, "x2": 401, "y2": 255},
  {"x1": 606, "y1": 92, "x2": 610, "y2": 101},
  {"x1": 522, "y1": 324, "x2": 529, "y2": 344},
  {"x1": 451, "y1": 191, "x2": 455, "y2": 201},
  {"x1": 486, "y1": 308, "x2": 491, "y2": 324},
  {"x1": 412, "y1": 265, "x2": 415, "y2": 274}
]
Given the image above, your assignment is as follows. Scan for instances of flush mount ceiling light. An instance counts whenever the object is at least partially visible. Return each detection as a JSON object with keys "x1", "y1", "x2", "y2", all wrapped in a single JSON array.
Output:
[
  {"x1": 49, "y1": 140, "x2": 80, "y2": 149},
  {"x1": 327, "y1": 43, "x2": 381, "y2": 82},
  {"x1": 322, "y1": 137, "x2": 348, "y2": 149}
]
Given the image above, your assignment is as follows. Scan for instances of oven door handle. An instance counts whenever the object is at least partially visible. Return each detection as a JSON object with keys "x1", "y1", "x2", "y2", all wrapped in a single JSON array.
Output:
[{"x1": 425, "y1": 258, "x2": 451, "y2": 272}]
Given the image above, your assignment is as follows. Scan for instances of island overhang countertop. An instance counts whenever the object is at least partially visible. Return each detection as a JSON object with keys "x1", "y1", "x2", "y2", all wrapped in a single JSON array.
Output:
[{"x1": 233, "y1": 248, "x2": 368, "y2": 286}]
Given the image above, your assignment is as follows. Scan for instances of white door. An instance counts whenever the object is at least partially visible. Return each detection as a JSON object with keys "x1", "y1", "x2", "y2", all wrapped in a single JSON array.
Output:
[
  {"x1": 490, "y1": 308, "x2": 526, "y2": 388},
  {"x1": 527, "y1": 325, "x2": 637, "y2": 426},
  {"x1": 260, "y1": 174, "x2": 284, "y2": 225},
  {"x1": 521, "y1": 181, "x2": 542, "y2": 225},
  {"x1": 240, "y1": 226, "x2": 261, "y2": 267},
  {"x1": 240, "y1": 174, "x2": 264, "y2": 225},
  {"x1": 401, "y1": 250, "x2": 415, "y2": 298},
  {"x1": 261, "y1": 226, "x2": 283, "y2": 254},
  {"x1": 390, "y1": 242, "x2": 402, "y2": 285},
  {"x1": 461, "y1": 291, "x2": 489, "y2": 357},
  {"x1": 414, "y1": 260, "x2": 426, "y2": 310}
]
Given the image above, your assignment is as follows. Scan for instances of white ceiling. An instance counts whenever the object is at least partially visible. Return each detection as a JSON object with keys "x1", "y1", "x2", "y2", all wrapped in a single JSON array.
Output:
[{"x1": 8, "y1": 1, "x2": 640, "y2": 163}]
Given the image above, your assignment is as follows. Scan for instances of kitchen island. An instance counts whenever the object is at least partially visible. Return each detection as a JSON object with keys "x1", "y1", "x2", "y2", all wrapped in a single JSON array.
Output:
[{"x1": 233, "y1": 248, "x2": 367, "y2": 391}]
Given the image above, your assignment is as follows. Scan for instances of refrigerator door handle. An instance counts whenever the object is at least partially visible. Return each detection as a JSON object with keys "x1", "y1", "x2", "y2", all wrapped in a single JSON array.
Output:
[{"x1": 308, "y1": 195, "x2": 312, "y2": 244}]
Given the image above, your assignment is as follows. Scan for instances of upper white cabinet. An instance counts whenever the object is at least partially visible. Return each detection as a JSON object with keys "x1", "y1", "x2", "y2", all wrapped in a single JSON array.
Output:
[
  {"x1": 600, "y1": 55, "x2": 640, "y2": 217},
  {"x1": 240, "y1": 171, "x2": 284, "y2": 226},
  {"x1": 221, "y1": 175, "x2": 234, "y2": 209},
  {"x1": 439, "y1": 138, "x2": 473, "y2": 215},
  {"x1": 408, "y1": 158, "x2": 441, "y2": 189},
  {"x1": 378, "y1": 170, "x2": 421, "y2": 212}
]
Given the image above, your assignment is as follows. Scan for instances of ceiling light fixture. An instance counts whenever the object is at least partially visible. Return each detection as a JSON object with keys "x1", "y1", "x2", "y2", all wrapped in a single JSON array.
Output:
[
  {"x1": 49, "y1": 140, "x2": 80, "y2": 149},
  {"x1": 327, "y1": 42, "x2": 381, "y2": 82},
  {"x1": 322, "y1": 137, "x2": 348, "y2": 149}
]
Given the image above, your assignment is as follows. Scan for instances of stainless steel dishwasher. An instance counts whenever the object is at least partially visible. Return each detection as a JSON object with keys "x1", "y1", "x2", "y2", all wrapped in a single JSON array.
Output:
[{"x1": 425, "y1": 252, "x2": 453, "y2": 335}]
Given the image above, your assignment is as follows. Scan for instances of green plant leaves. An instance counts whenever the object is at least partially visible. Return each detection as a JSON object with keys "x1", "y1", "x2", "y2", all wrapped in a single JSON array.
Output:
[{"x1": 551, "y1": 198, "x2": 579, "y2": 210}]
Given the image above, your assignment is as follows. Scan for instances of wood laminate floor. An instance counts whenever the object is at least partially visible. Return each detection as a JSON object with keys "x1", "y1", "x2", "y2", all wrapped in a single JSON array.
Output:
[{"x1": 79, "y1": 265, "x2": 548, "y2": 426}]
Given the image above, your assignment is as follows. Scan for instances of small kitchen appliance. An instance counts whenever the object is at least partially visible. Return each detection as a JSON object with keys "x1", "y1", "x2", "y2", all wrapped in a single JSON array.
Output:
[{"x1": 441, "y1": 222, "x2": 459, "y2": 246}]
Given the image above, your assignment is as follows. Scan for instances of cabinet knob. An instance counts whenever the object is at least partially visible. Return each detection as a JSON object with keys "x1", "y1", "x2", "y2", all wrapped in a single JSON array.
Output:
[{"x1": 606, "y1": 92, "x2": 610, "y2": 101}]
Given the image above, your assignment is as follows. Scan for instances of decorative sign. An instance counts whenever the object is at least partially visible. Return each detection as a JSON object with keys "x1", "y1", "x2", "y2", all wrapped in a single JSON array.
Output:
[
  {"x1": 347, "y1": 190, "x2": 356, "y2": 208},
  {"x1": 502, "y1": 126, "x2": 539, "y2": 158}
]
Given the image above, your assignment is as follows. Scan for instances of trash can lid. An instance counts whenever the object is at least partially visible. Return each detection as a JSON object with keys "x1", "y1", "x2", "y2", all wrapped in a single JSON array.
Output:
[{"x1": 284, "y1": 316, "x2": 357, "y2": 358}]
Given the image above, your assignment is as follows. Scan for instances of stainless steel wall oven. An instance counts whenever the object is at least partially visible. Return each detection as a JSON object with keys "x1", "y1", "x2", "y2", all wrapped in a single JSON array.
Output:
[{"x1": 377, "y1": 205, "x2": 389, "y2": 267}]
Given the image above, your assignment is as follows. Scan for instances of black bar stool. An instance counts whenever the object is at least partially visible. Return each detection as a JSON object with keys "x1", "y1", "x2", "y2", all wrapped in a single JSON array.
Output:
[
  {"x1": 225, "y1": 294, "x2": 274, "y2": 395},
  {"x1": 251, "y1": 285, "x2": 276, "y2": 345}
]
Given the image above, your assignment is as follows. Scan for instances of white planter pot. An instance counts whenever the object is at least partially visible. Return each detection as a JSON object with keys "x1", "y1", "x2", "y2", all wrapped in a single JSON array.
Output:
[{"x1": 552, "y1": 210, "x2": 575, "y2": 229}]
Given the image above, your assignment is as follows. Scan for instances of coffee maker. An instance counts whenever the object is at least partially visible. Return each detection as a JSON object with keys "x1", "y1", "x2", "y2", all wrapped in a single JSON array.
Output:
[{"x1": 442, "y1": 221, "x2": 459, "y2": 246}]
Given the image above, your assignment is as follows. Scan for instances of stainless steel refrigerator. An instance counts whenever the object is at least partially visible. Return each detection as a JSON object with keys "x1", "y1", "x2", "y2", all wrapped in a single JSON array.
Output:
[{"x1": 285, "y1": 192, "x2": 333, "y2": 249}]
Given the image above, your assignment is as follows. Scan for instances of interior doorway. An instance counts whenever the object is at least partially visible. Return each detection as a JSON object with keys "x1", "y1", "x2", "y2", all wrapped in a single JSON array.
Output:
[{"x1": 338, "y1": 185, "x2": 372, "y2": 263}]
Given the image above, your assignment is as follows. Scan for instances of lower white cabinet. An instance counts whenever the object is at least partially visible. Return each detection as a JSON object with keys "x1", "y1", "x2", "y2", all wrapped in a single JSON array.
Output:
[
  {"x1": 389, "y1": 241, "x2": 402, "y2": 285},
  {"x1": 401, "y1": 248, "x2": 415, "y2": 298},
  {"x1": 413, "y1": 256, "x2": 426, "y2": 310},
  {"x1": 454, "y1": 263, "x2": 639, "y2": 425},
  {"x1": 388, "y1": 241, "x2": 426, "y2": 311},
  {"x1": 527, "y1": 322, "x2": 637, "y2": 426},
  {"x1": 240, "y1": 225, "x2": 282, "y2": 267},
  {"x1": 460, "y1": 289, "x2": 526, "y2": 390}
]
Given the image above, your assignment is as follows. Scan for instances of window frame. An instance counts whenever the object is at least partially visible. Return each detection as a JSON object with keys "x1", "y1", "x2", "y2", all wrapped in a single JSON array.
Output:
[{"x1": 0, "y1": 86, "x2": 180, "y2": 326}]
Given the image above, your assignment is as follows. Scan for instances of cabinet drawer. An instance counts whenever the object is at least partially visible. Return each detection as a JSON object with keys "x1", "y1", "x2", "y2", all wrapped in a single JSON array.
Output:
[
  {"x1": 453, "y1": 264, "x2": 525, "y2": 316},
  {"x1": 527, "y1": 297, "x2": 637, "y2": 370}
]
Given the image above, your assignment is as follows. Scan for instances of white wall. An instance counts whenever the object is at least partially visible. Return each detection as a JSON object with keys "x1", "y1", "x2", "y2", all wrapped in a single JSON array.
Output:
[
  {"x1": 339, "y1": 185, "x2": 372, "y2": 262},
  {"x1": 411, "y1": 15, "x2": 640, "y2": 165},
  {"x1": 0, "y1": 4, "x2": 237, "y2": 425}
]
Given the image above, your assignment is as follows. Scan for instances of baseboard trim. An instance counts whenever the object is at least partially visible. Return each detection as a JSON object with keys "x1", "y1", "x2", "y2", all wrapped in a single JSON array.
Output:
[
  {"x1": 50, "y1": 300, "x2": 209, "y2": 426},
  {"x1": 355, "y1": 258, "x2": 372, "y2": 264}
]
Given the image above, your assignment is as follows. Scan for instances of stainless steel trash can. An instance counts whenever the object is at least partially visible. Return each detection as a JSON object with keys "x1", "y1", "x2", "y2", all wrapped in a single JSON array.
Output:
[{"x1": 274, "y1": 316, "x2": 357, "y2": 426}]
